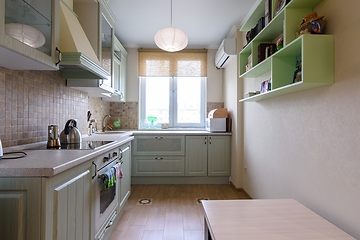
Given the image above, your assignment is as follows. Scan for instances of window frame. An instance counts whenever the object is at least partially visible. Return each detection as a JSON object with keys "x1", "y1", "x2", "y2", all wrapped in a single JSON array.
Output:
[{"x1": 139, "y1": 76, "x2": 206, "y2": 129}]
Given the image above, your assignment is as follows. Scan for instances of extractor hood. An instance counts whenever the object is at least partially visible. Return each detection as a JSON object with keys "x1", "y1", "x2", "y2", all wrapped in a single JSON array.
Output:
[{"x1": 59, "y1": 0, "x2": 109, "y2": 79}]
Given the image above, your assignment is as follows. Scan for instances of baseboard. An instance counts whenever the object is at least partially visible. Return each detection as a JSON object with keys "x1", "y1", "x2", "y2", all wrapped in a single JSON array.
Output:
[
  {"x1": 132, "y1": 176, "x2": 230, "y2": 184},
  {"x1": 229, "y1": 181, "x2": 253, "y2": 199}
]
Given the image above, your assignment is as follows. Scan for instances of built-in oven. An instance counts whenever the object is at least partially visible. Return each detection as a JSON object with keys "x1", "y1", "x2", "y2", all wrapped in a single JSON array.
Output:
[{"x1": 92, "y1": 147, "x2": 121, "y2": 240}]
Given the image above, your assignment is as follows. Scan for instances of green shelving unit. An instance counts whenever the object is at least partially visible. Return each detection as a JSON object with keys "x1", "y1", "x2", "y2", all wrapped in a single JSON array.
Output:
[{"x1": 238, "y1": 0, "x2": 334, "y2": 102}]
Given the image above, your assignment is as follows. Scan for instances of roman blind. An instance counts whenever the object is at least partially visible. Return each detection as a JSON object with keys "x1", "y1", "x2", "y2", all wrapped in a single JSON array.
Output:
[{"x1": 138, "y1": 49, "x2": 207, "y2": 77}]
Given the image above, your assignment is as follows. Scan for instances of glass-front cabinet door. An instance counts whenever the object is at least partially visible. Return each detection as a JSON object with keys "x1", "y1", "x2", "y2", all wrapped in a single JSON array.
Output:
[
  {"x1": 99, "y1": 3, "x2": 114, "y2": 90},
  {"x1": 0, "y1": 0, "x2": 59, "y2": 70}
]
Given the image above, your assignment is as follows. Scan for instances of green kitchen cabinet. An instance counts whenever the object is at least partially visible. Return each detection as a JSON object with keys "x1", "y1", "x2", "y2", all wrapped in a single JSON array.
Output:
[
  {"x1": 185, "y1": 136, "x2": 208, "y2": 176},
  {"x1": 0, "y1": 160, "x2": 92, "y2": 240},
  {"x1": 0, "y1": 178, "x2": 42, "y2": 240},
  {"x1": 119, "y1": 142, "x2": 131, "y2": 210},
  {"x1": 132, "y1": 135, "x2": 185, "y2": 176},
  {"x1": 0, "y1": 0, "x2": 60, "y2": 70},
  {"x1": 103, "y1": 36, "x2": 128, "y2": 102},
  {"x1": 185, "y1": 136, "x2": 231, "y2": 177}
]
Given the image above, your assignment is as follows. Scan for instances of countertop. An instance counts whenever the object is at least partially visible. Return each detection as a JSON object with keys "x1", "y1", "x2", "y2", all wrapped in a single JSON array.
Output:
[
  {"x1": 0, "y1": 132, "x2": 133, "y2": 178},
  {"x1": 0, "y1": 129, "x2": 231, "y2": 178}
]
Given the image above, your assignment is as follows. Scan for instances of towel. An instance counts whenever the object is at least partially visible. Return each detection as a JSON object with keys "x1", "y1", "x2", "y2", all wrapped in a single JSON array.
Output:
[
  {"x1": 102, "y1": 168, "x2": 116, "y2": 189},
  {"x1": 113, "y1": 163, "x2": 123, "y2": 181}
]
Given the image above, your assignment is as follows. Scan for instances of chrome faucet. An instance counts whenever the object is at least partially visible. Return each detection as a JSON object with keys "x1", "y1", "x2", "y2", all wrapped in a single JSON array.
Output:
[{"x1": 102, "y1": 115, "x2": 112, "y2": 132}]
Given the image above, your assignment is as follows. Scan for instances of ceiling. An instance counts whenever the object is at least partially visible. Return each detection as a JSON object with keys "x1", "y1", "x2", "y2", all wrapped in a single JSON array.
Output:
[{"x1": 108, "y1": 0, "x2": 258, "y2": 49}]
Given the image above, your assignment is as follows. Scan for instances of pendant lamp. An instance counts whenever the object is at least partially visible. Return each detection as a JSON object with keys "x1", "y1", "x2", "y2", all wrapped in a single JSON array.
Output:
[
  {"x1": 5, "y1": 23, "x2": 46, "y2": 49},
  {"x1": 154, "y1": 0, "x2": 188, "y2": 52}
]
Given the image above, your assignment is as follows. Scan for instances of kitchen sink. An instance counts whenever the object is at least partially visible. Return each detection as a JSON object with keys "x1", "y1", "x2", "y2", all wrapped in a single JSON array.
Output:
[{"x1": 95, "y1": 131, "x2": 126, "y2": 134}]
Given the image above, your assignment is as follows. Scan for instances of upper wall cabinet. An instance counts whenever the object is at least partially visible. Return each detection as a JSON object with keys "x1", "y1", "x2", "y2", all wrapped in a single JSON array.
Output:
[
  {"x1": 66, "y1": 0, "x2": 117, "y2": 97},
  {"x1": 239, "y1": 0, "x2": 334, "y2": 102},
  {"x1": 0, "y1": 0, "x2": 60, "y2": 70},
  {"x1": 102, "y1": 36, "x2": 128, "y2": 102}
]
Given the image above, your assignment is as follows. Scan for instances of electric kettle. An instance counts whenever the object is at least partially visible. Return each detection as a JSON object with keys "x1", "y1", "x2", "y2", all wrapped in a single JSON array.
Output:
[{"x1": 60, "y1": 119, "x2": 82, "y2": 145}]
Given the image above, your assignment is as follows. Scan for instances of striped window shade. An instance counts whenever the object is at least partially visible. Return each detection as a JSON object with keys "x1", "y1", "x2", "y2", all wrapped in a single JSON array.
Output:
[{"x1": 138, "y1": 49, "x2": 207, "y2": 77}]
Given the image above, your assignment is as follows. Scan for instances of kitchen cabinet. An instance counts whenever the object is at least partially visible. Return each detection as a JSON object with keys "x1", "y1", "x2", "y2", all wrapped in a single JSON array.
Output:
[
  {"x1": 102, "y1": 36, "x2": 128, "y2": 102},
  {"x1": 44, "y1": 160, "x2": 92, "y2": 240},
  {"x1": 185, "y1": 136, "x2": 231, "y2": 177},
  {"x1": 132, "y1": 135, "x2": 185, "y2": 176},
  {"x1": 0, "y1": 178, "x2": 42, "y2": 240},
  {"x1": 119, "y1": 142, "x2": 131, "y2": 210},
  {"x1": 66, "y1": 0, "x2": 117, "y2": 97},
  {"x1": 0, "y1": 160, "x2": 92, "y2": 240},
  {"x1": 0, "y1": 0, "x2": 60, "y2": 70},
  {"x1": 239, "y1": 0, "x2": 334, "y2": 102}
]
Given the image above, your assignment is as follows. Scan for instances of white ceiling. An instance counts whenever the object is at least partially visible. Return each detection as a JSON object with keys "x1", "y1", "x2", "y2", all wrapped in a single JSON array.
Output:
[{"x1": 108, "y1": 0, "x2": 258, "y2": 49}]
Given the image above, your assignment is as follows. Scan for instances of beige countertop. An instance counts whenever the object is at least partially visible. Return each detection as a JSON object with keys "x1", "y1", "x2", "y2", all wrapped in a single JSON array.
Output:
[
  {"x1": 0, "y1": 129, "x2": 231, "y2": 178},
  {"x1": 0, "y1": 132, "x2": 133, "y2": 178}
]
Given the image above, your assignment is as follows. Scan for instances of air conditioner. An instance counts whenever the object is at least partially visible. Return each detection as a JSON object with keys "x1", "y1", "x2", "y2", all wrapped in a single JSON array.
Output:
[{"x1": 215, "y1": 38, "x2": 237, "y2": 69}]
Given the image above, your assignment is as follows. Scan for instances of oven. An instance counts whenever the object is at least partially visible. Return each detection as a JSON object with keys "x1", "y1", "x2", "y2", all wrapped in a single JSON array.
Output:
[{"x1": 92, "y1": 147, "x2": 121, "y2": 240}]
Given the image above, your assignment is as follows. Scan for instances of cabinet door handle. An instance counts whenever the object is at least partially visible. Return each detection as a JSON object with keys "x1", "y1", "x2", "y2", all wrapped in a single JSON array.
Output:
[
  {"x1": 92, "y1": 161, "x2": 97, "y2": 179},
  {"x1": 55, "y1": 47, "x2": 62, "y2": 66},
  {"x1": 205, "y1": 137, "x2": 207, "y2": 144},
  {"x1": 155, "y1": 136, "x2": 163, "y2": 139},
  {"x1": 209, "y1": 137, "x2": 212, "y2": 144},
  {"x1": 155, "y1": 157, "x2": 163, "y2": 160},
  {"x1": 105, "y1": 220, "x2": 113, "y2": 229}
]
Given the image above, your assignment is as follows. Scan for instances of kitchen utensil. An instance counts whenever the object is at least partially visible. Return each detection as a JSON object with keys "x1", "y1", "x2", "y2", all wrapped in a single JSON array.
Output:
[
  {"x1": 87, "y1": 111, "x2": 92, "y2": 122},
  {"x1": 47, "y1": 125, "x2": 61, "y2": 149},
  {"x1": 60, "y1": 119, "x2": 82, "y2": 144}
]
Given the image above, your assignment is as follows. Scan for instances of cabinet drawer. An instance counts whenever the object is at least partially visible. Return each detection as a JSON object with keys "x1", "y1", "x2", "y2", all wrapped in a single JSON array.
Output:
[
  {"x1": 133, "y1": 156, "x2": 184, "y2": 176},
  {"x1": 133, "y1": 136, "x2": 185, "y2": 155}
]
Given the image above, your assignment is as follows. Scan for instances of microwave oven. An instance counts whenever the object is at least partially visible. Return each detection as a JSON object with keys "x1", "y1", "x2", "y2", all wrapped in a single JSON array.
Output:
[{"x1": 206, "y1": 118, "x2": 227, "y2": 132}]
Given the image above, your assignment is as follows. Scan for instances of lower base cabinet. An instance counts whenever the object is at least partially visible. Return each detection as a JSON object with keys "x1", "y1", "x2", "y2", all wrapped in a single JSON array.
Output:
[
  {"x1": 119, "y1": 142, "x2": 131, "y2": 210},
  {"x1": 132, "y1": 135, "x2": 231, "y2": 178},
  {"x1": 0, "y1": 160, "x2": 92, "y2": 240},
  {"x1": 186, "y1": 136, "x2": 231, "y2": 176}
]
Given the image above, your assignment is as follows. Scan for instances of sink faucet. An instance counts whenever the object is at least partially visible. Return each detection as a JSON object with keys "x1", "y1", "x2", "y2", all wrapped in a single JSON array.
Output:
[{"x1": 102, "y1": 115, "x2": 112, "y2": 132}]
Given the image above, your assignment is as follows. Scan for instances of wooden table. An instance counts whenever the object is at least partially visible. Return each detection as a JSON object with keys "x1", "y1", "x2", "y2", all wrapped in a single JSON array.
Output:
[{"x1": 201, "y1": 199, "x2": 354, "y2": 240}]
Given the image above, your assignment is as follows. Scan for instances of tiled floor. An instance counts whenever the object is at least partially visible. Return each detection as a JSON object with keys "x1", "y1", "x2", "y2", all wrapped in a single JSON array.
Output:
[{"x1": 109, "y1": 184, "x2": 250, "y2": 240}]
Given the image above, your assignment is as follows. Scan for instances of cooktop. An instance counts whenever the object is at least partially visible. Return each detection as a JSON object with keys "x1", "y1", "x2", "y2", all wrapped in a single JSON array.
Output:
[{"x1": 27, "y1": 141, "x2": 114, "y2": 150}]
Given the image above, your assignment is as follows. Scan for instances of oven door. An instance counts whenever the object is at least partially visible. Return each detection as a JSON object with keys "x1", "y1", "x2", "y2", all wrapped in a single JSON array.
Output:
[{"x1": 94, "y1": 159, "x2": 120, "y2": 234}]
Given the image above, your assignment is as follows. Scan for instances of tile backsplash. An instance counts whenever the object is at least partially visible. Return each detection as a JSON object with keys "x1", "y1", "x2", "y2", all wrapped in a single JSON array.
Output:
[
  {"x1": 0, "y1": 67, "x2": 108, "y2": 147},
  {"x1": 0, "y1": 66, "x2": 225, "y2": 147}
]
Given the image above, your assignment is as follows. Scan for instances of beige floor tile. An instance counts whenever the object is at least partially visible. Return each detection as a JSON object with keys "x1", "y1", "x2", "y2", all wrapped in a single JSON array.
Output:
[{"x1": 141, "y1": 230, "x2": 164, "y2": 240}]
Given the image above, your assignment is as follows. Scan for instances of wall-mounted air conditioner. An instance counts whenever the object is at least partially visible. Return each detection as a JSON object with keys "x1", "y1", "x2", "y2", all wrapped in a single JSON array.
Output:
[{"x1": 215, "y1": 38, "x2": 237, "y2": 69}]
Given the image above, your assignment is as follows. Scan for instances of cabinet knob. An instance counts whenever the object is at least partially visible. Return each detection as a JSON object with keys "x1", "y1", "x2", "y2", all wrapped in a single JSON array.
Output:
[
  {"x1": 103, "y1": 156, "x2": 109, "y2": 162},
  {"x1": 112, "y1": 152, "x2": 117, "y2": 157},
  {"x1": 155, "y1": 157, "x2": 163, "y2": 160},
  {"x1": 205, "y1": 137, "x2": 207, "y2": 144}
]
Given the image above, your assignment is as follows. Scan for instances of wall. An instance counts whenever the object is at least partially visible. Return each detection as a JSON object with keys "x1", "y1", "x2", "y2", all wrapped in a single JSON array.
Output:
[
  {"x1": 223, "y1": 31, "x2": 244, "y2": 188},
  {"x1": 0, "y1": 67, "x2": 111, "y2": 148},
  {"x1": 240, "y1": 0, "x2": 360, "y2": 238}
]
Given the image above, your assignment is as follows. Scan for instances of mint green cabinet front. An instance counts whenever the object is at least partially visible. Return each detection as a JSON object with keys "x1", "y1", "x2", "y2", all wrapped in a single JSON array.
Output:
[
  {"x1": 133, "y1": 136, "x2": 185, "y2": 155},
  {"x1": 208, "y1": 136, "x2": 231, "y2": 176},
  {"x1": 119, "y1": 143, "x2": 131, "y2": 210},
  {"x1": 185, "y1": 136, "x2": 208, "y2": 176},
  {"x1": 133, "y1": 155, "x2": 185, "y2": 176}
]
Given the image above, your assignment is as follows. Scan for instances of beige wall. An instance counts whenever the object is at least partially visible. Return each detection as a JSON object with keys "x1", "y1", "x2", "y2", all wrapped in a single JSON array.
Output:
[
  {"x1": 223, "y1": 31, "x2": 244, "y2": 188},
  {"x1": 125, "y1": 48, "x2": 224, "y2": 103},
  {"x1": 240, "y1": 0, "x2": 360, "y2": 238}
]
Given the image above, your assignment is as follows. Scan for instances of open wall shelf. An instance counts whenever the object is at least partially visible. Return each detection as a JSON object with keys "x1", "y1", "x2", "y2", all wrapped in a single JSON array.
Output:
[{"x1": 238, "y1": 0, "x2": 334, "y2": 102}]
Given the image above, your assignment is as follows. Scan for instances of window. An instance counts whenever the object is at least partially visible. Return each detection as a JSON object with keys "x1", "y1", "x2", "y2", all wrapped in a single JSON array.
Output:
[{"x1": 138, "y1": 49, "x2": 207, "y2": 129}]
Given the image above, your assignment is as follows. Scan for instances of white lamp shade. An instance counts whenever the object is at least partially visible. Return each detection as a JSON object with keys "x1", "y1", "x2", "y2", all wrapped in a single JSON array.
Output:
[
  {"x1": 5, "y1": 23, "x2": 46, "y2": 49},
  {"x1": 154, "y1": 27, "x2": 188, "y2": 52}
]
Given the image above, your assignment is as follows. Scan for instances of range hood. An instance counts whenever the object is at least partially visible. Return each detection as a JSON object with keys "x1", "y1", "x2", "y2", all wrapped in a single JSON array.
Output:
[{"x1": 59, "y1": 0, "x2": 109, "y2": 79}]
